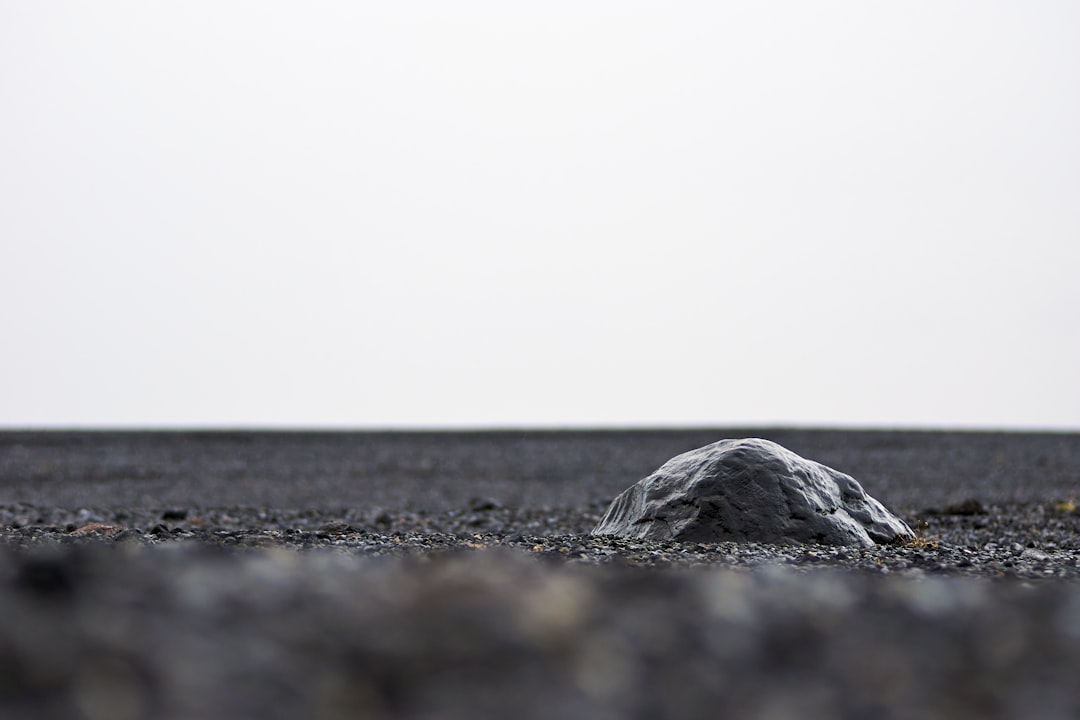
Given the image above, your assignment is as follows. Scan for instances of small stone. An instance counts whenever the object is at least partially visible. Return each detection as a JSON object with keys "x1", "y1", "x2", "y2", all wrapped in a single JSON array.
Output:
[
  {"x1": 592, "y1": 438, "x2": 914, "y2": 548},
  {"x1": 468, "y1": 497, "x2": 502, "y2": 512},
  {"x1": 938, "y1": 499, "x2": 987, "y2": 516},
  {"x1": 70, "y1": 522, "x2": 125, "y2": 538}
]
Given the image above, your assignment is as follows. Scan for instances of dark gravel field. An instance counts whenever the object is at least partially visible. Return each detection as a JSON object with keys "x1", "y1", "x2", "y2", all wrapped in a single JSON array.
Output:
[{"x1": 1, "y1": 429, "x2": 1079, "y2": 719}]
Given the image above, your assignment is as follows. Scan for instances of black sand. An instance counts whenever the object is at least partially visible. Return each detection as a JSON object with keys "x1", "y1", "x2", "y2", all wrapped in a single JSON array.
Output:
[{"x1": 1, "y1": 429, "x2": 1079, "y2": 719}]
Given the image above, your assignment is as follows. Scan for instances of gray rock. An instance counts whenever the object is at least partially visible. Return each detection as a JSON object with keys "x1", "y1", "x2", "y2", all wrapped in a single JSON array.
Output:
[{"x1": 592, "y1": 438, "x2": 914, "y2": 547}]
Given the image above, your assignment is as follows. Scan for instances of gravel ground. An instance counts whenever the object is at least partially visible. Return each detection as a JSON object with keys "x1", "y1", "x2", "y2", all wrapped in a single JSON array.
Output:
[{"x1": 1, "y1": 429, "x2": 1079, "y2": 719}]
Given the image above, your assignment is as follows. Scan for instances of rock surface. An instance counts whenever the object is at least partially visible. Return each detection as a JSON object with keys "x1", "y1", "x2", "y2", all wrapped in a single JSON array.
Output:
[
  {"x1": 1, "y1": 431, "x2": 1080, "y2": 720},
  {"x1": 592, "y1": 438, "x2": 914, "y2": 547}
]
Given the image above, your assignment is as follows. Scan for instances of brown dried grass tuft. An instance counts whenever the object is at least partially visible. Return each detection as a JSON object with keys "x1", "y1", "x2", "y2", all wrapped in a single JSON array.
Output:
[{"x1": 905, "y1": 520, "x2": 940, "y2": 549}]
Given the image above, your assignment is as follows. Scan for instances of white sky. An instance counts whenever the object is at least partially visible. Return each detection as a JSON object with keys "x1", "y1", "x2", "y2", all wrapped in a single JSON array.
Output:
[{"x1": 2, "y1": 1, "x2": 1078, "y2": 429}]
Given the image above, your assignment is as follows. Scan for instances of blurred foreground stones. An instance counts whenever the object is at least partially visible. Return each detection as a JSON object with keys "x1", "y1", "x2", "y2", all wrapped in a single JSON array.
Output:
[{"x1": 1, "y1": 543, "x2": 1079, "y2": 720}]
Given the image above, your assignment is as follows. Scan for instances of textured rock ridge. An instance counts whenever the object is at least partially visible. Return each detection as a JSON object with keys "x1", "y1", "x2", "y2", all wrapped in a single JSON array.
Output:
[{"x1": 592, "y1": 438, "x2": 914, "y2": 547}]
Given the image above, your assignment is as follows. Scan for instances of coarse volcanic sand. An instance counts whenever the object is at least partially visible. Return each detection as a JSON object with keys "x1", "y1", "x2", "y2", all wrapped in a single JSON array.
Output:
[{"x1": 1, "y1": 429, "x2": 1079, "y2": 720}]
